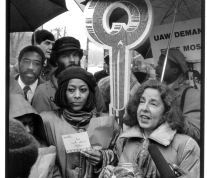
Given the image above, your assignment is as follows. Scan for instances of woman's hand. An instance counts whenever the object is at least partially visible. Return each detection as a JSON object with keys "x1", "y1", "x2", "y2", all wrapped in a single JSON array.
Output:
[
  {"x1": 172, "y1": 164, "x2": 196, "y2": 178},
  {"x1": 81, "y1": 149, "x2": 103, "y2": 166},
  {"x1": 99, "y1": 165, "x2": 115, "y2": 178}
]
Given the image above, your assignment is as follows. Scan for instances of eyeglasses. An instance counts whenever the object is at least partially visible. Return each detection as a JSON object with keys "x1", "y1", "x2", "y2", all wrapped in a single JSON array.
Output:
[{"x1": 21, "y1": 59, "x2": 42, "y2": 67}]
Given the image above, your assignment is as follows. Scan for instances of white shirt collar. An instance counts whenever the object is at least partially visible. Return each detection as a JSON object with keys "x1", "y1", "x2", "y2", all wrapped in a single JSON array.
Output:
[{"x1": 18, "y1": 76, "x2": 38, "y2": 94}]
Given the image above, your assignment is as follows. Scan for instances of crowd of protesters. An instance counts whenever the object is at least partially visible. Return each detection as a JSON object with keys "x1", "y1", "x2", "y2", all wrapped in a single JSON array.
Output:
[{"x1": 9, "y1": 29, "x2": 200, "y2": 178}]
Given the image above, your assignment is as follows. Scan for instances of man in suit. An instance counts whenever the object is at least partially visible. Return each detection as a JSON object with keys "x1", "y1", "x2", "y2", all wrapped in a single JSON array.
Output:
[
  {"x1": 10, "y1": 45, "x2": 45, "y2": 104},
  {"x1": 10, "y1": 30, "x2": 55, "y2": 81}
]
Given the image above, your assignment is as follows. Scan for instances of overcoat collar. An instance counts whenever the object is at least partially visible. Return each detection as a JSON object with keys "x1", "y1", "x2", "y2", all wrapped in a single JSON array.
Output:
[{"x1": 120, "y1": 123, "x2": 176, "y2": 146}]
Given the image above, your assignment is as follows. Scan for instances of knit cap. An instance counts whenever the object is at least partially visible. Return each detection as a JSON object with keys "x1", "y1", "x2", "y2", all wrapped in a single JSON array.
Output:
[
  {"x1": 58, "y1": 66, "x2": 97, "y2": 92},
  {"x1": 9, "y1": 118, "x2": 38, "y2": 178},
  {"x1": 161, "y1": 48, "x2": 187, "y2": 74}
]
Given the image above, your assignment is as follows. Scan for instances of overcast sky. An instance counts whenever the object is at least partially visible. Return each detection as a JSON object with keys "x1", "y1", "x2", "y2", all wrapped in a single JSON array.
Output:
[{"x1": 43, "y1": 0, "x2": 88, "y2": 49}]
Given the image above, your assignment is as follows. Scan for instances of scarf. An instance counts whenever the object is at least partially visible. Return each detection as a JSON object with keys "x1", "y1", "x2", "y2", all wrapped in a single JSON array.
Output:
[
  {"x1": 63, "y1": 109, "x2": 93, "y2": 178},
  {"x1": 131, "y1": 138, "x2": 157, "y2": 178},
  {"x1": 63, "y1": 109, "x2": 93, "y2": 130}
]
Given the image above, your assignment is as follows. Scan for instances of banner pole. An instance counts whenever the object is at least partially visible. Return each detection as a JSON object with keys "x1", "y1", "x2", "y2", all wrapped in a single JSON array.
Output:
[{"x1": 161, "y1": 1, "x2": 178, "y2": 82}]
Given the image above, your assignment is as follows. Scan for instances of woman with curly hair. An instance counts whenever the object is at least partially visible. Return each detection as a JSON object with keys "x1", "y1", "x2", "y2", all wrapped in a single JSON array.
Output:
[
  {"x1": 100, "y1": 79, "x2": 200, "y2": 178},
  {"x1": 40, "y1": 66, "x2": 120, "y2": 178}
]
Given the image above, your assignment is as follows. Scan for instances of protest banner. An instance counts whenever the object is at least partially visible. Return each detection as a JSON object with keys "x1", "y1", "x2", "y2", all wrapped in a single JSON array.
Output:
[{"x1": 150, "y1": 18, "x2": 201, "y2": 65}]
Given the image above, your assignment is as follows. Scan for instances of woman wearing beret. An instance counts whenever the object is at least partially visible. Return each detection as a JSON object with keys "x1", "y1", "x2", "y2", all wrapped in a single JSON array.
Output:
[
  {"x1": 100, "y1": 80, "x2": 200, "y2": 178},
  {"x1": 32, "y1": 36, "x2": 107, "y2": 114},
  {"x1": 40, "y1": 66, "x2": 120, "y2": 178}
]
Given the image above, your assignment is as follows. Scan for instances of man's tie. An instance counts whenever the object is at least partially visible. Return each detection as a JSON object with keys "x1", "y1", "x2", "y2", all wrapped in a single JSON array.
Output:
[{"x1": 23, "y1": 85, "x2": 30, "y2": 101}]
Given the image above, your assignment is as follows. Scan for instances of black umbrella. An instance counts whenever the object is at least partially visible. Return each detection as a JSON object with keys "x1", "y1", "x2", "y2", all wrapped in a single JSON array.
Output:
[{"x1": 10, "y1": 0, "x2": 68, "y2": 32}]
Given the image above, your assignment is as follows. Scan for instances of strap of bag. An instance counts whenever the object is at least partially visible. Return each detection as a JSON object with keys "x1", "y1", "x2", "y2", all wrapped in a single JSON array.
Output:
[{"x1": 180, "y1": 86, "x2": 192, "y2": 112}]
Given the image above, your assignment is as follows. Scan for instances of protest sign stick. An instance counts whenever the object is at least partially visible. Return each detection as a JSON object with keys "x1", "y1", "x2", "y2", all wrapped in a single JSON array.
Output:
[{"x1": 161, "y1": 1, "x2": 178, "y2": 82}]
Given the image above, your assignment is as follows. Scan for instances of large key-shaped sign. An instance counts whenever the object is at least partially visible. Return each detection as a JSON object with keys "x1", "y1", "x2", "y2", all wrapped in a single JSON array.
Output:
[{"x1": 84, "y1": 0, "x2": 153, "y2": 119}]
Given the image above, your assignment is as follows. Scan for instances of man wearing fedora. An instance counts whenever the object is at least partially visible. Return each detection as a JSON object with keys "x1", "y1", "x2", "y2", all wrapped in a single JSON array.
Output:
[
  {"x1": 32, "y1": 36, "x2": 106, "y2": 114},
  {"x1": 155, "y1": 48, "x2": 200, "y2": 145}
]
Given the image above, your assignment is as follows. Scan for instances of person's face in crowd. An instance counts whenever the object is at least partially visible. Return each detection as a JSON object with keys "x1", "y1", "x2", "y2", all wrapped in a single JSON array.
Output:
[
  {"x1": 36, "y1": 40, "x2": 55, "y2": 59},
  {"x1": 137, "y1": 88, "x2": 165, "y2": 136},
  {"x1": 17, "y1": 115, "x2": 35, "y2": 135},
  {"x1": 66, "y1": 79, "x2": 89, "y2": 113},
  {"x1": 155, "y1": 55, "x2": 174, "y2": 83},
  {"x1": 19, "y1": 51, "x2": 43, "y2": 85},
  {"x1": 57, "y1": 50, "x2": 81, "y2": 72}
]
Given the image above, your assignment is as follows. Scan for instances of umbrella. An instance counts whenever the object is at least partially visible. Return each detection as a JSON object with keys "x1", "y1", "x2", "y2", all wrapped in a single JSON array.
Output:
[
  {"x1": 151, "y1": 0, "x2": 201, "y2": 26},
  {"x1": 10, "y1": 0, "x2": 68, "y2": 32},
  {"x1": 149, "y1": 0, "x2": 201, "y2": 81},
  {"x1": 75, "y1": 0, "x2": 201, "y2": 24}
]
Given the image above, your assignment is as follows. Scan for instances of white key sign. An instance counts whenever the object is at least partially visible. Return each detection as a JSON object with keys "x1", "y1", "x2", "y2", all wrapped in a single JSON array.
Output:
[{"x1": 84, "y1": 0, "x2": 153, "y2": 119}]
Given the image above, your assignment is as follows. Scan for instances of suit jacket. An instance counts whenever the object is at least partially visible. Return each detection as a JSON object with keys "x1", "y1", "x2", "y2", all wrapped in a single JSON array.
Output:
[{"x1": 10, "y1": 74, "x2": 44, "y2": 104}]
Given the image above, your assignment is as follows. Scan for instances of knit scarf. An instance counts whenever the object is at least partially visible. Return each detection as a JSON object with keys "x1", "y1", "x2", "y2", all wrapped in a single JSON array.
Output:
[
  {"x1": 62, "y1": 109, "x2": 93, "y2": 130},
  {"x1": 131, "y1": 138, "x2": 157, "y2": 178}
]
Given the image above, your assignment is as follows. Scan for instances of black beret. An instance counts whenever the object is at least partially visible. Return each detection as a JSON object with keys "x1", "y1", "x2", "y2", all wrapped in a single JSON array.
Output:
[
  {"x1": 52, "y1": 37, "x2": 81, "y2": 53},
  {"x1": 58, "y1": 66, "x2": 97, "y2": 92}
]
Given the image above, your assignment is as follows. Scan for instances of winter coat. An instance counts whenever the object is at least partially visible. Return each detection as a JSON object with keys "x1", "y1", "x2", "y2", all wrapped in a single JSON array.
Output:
[
  {"x1": 117, "y1": 123, "x2": 200, "y2": 178},
  {"x1": 40, "y1": 110, "x2": 121, "y2": 178},
  {"x1": 41, "y1": 62, "x2": 56, "y2": 81},
  {"x1": 94, "y1": 69, "x2": 109, "y2": 83},
  {"x1": 29, "y1": 145, "x2": 61, "y2": 178},
  {"x1": 9, "y1": 76, "x2": 24, "y2": 96},
  {"x1": 9, "y1": 94, "x2": 61, "y2": 178},
  {"x1": 32, "y1": 70, "x2": 107, "y2": 113},
  {"x1": 171, "y1": 74, "x2": 200, "y2": 145}
]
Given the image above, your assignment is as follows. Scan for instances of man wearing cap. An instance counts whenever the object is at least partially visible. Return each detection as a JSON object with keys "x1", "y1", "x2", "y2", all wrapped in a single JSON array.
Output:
[
  {"x1": 94, "y1": 54, "x2": 110, "y2": 83},
  {"x1": 10, "y1": 45, "x2": 45, "y2": 104},
  {"x1": 155, "y1": 48, "x2": 200, "y2": 145},
  {"x1": 32, "y1": 36, "x2": 107, "y2": 114}
]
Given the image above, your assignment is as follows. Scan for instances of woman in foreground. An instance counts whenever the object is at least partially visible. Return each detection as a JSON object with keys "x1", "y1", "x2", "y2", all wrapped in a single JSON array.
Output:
[
  {"x1": 100, "y1": 79, "x2": 199, "y2": 178},
  {"x1": 40, "y1": 66, "x2": 120, "y2": 178}
]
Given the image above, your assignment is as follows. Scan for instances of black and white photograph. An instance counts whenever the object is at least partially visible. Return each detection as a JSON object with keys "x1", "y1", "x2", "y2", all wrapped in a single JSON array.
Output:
[{"x1": 6, "y1": 0, "x2": 204, "y2": 178}]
